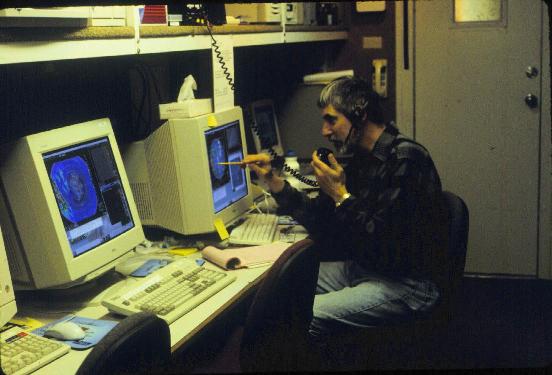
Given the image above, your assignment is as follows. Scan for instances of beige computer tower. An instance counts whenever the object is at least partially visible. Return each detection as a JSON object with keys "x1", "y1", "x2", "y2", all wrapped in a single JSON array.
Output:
[{"x1": 0, "y1": 226, "x2": 17, "y2": 326}]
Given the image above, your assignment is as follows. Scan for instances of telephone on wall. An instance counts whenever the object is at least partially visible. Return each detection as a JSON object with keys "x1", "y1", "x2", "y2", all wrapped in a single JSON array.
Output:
[{"x1": 372, "y1": 59, "x2": 388, "y2": 98}]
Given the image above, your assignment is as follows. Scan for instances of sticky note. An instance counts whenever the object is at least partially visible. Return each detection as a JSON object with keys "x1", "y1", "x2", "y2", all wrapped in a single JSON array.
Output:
[
  {"x1": 168, "y1": 248, "x2": 198, "y2": 256},
  {"x1": 207, "y1": 115, "x2": 218, "y2": 127},
  {"x1": 214, "y1": 218, "x2": 229, "y2": 240},
  {"x1": 7, "y1": 317, "x2": 43, "y2": 331}
]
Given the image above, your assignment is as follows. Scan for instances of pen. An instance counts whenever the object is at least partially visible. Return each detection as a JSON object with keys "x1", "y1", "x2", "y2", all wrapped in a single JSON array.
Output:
[{"x1": 218, "y1": 161, "x2": 244, "y2": 165}]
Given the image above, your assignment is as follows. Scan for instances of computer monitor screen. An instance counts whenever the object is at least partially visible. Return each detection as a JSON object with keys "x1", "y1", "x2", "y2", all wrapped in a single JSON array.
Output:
[
  {"x1": 0, "y1": 118, "x2": 145, "y2": 290},
  {"x1": 43, "y1": 137, "x2": 134, "y2": 258},
  {"x1": 205, "y1": 121, "x2": 248, "y2": 213},
  {"x1": 250, "y1": 99, "x2": 284, "y2": 156}
]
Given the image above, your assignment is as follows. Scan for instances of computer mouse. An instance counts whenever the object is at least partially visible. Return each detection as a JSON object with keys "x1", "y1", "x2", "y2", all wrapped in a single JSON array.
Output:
[{"x1": 44, "y1": 321, "x2": 86, "y2": 341}]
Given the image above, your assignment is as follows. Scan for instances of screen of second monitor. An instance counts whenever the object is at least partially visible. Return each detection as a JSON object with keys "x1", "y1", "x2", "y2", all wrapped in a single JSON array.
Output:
[
  {"x1": 205, "y1": 121, "x2": 248, "y2": 213},
  {"x1": 43, "y1": 137, "x2": 135, "y2": 258},
  {"x1": 253, "y1": 102, "x2": 279, "y2": 150}
]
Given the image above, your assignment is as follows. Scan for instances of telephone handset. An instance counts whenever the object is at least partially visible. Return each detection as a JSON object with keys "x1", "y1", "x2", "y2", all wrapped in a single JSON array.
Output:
[
  {"x1": 280, "y1": 147, "x2": 333, "y2": 188},
  {"x1": 316, "y1": 147, "x2": 333, "y2": 166}
]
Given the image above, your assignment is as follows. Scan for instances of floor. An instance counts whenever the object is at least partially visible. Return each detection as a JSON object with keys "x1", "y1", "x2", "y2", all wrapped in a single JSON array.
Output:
[
  {"x1": 429, "y1": 276, "x2": 552, "y2": 370},
  {"x1": 172, "y1": 276, "x2": 552, "y2": 372}
]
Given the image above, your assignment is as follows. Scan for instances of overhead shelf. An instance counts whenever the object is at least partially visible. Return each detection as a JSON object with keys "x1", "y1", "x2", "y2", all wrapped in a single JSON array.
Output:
[
  {"x1": 285, "y1": 30, "x2": 348, "y2": 44},
  {"x1": 0, "y1": 24, "x2": 348, "y2": 64},
  {"x1": 0, "y1": 26, "x2": 136, "y2": 64},
  {"x1": 138, "y1": 24, "x2": 347, "y2": 53}
]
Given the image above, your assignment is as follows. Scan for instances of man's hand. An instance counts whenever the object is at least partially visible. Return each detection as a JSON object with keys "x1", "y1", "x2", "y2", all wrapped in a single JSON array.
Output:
[
  {"x1": 311, "y1": 150, "x2": 348, "y2": 202},
  {"x1": 241, "y1": 153, "x2": 285, "y2": 193}
]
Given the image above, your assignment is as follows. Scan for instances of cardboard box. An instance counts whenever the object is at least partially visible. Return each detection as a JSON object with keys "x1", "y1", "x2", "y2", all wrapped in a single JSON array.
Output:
[{"x1": 159, "y1": 99, "x2": 213, "y2": 119}]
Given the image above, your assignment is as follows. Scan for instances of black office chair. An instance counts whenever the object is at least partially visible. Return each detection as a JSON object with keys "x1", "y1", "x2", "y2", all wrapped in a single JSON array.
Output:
[
  {"x1": 240, "y1": 238, "x2": 320, "y2": 372},
  {"x1": 76, "y1": 312, "x2": 171, "y2": 375},
  {"x1": 192, "y1": 238, "x2": 319, "y2": 373},
  {"x1": 320, "y1": 190, "x2": 469, "y2": 370}
]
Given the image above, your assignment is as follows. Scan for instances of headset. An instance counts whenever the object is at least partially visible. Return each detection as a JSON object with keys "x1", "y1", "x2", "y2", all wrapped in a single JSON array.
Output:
[{"x1": 350, "y1": 102, "x2": 369, "y2": 129}]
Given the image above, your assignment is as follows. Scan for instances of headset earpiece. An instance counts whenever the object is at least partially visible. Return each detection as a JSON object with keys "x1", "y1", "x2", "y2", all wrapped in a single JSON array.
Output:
[{"x1": 351, "y1": 103, "x2": 367, "y2": 129}]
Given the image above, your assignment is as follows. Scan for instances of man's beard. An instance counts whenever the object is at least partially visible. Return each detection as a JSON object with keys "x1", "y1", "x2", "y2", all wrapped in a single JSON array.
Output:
[{"x1": 330, "y1": 127, "x2": 360, "y2": 155}]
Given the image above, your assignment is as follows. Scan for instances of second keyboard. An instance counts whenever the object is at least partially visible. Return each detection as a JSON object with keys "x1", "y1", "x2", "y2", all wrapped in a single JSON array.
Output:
[
  {"x1": 102, "y1": 259, "x2": 236, "y2": 324},
  {"x1": 229, "y1": 213, "x2": 279, "y2": 245}
]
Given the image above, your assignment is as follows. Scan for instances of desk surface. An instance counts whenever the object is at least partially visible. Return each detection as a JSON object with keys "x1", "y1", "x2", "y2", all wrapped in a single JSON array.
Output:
[{"x1": 12, "y1": 252, "x2": 271, "y2": 375}]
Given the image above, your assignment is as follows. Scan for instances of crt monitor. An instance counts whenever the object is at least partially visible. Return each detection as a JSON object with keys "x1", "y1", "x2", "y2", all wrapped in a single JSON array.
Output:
[
  {"x1": 249, "y1": 99, "x2": 284, "y2": 156},
  {"x1": 0, "y1": 118, "x2": 145, "y2": 290},
  {"x1": 0, "y1": 226, "x2": 16, "y2": 327},
  {"x1": 142, "y1": 106, "x2": 254, "y2": 235}
]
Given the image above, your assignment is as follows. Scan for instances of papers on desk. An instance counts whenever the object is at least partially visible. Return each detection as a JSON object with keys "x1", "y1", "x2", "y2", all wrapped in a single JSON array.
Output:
[{"x1": 202, "y1": 241, "x2": 290, "y2": 270}]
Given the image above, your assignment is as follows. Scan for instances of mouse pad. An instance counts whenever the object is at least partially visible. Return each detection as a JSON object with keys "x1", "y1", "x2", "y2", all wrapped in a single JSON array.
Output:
[
  {"x1": 32, "y1": 314, "x2": 118, "y2": 350},
  {"x1": 130, "y1": 259, "x2": 171, "y2": 277}
]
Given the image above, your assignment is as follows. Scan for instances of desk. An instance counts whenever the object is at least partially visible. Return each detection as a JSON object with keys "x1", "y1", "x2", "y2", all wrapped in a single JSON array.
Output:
[{"x1": 11, "y1": 252, "x2": 271, "y2": 375}]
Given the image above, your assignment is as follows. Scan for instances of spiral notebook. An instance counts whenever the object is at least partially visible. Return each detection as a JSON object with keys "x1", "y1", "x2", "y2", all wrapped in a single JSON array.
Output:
[{"x1": 201, "y1": 242, "x2": 290, "y2": 270}]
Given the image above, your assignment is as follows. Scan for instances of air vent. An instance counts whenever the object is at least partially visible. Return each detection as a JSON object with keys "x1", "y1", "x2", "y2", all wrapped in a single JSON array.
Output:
[{"x1": 131, "y1": 182, "x2": 154, "y2": 222}]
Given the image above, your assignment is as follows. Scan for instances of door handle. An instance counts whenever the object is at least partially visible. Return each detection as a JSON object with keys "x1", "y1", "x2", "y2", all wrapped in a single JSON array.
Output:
[
  {"x1": 525, "y1": 94, "x2": 538, "y2": 109},
  {"x1": 525, "y1": 66, "x2": 539, "y2": 78}
]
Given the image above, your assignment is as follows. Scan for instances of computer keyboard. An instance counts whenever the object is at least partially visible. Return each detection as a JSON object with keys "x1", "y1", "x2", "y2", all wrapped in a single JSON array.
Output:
[
  {"x1": 229, "y1": 213, "x2": 279, "y2": 245},
  {"x1": 101, "y1": 258, "x2": 236, "y2": 324},
  {"x1": 0, "y1": 328, "x2": 71, "y2": 375}
]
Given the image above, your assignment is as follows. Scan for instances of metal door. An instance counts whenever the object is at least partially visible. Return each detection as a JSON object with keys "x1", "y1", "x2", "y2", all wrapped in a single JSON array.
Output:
[{"x1": 414, "y1": 0, "x2": 543, "y2": 275}]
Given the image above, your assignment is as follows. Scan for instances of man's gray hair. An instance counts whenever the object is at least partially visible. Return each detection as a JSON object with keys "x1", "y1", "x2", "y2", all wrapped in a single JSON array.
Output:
[{"x1": 317, "y1": 76, "x2": 383, "y2": 126}]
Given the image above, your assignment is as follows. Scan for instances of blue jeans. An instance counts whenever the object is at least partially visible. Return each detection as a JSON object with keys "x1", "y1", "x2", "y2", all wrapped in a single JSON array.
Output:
[{"x1": 309, "y1": 261, "x2": 440, "y2": 340}]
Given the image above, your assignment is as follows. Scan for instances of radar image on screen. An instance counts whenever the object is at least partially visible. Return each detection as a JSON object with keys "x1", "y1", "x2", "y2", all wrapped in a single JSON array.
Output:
[
  {"x1": 207, "y1": 134, "x2": 230, "y2": 189},
  {"x1": 205, "y1": 121, "x2": 248, "y2": 213},
  {"x1": 50, "y1": 156, "x2": 98, "y2": 224}
]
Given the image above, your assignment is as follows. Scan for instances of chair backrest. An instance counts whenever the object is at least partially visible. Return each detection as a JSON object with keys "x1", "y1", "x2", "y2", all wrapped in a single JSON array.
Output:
[
  {"x1": 76, "y1": 312, "x2": 171, "y2": 375},
  {"x1": 438, "y1": 190, "x2": 469, "y2": 308},
  {"x1": 239, "y1": 238, "x2": 319, "y2": 372}
]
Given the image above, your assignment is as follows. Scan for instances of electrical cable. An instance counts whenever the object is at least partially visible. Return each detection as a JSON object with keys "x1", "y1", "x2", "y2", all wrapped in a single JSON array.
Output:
[{"x1": 129, "y1": 64, "x2": 150, "y2": 139}]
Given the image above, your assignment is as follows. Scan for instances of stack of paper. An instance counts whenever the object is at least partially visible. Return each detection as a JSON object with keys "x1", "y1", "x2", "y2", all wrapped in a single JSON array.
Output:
[{"x1": 202, "y1": 242, "x2": 290, "y2": 270}]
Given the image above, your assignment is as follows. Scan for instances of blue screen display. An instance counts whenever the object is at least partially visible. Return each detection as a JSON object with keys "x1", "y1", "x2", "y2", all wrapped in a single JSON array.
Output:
[
  {"x1": 43, "y1": 137, "x2": 135, "y2": 257},
  {"x1": 205, "y1": 121, "x2": 248, "y2": 213}
]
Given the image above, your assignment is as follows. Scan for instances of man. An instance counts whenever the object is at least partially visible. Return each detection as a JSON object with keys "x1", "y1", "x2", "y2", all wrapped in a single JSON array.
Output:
[{"x1": 241, "y1": 76, "x2": 443, "y2": 341}]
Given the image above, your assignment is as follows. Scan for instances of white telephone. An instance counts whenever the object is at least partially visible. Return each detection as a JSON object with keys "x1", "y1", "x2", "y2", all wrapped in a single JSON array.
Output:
[{"x1": 372, "y1": 59, "x2": 388, "y2": 98}]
